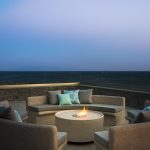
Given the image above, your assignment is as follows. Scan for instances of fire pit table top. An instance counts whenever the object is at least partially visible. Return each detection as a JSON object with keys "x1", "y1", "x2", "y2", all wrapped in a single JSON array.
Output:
[{"x1": 55, "y1": 109, "x2": 104, "y2": 121}]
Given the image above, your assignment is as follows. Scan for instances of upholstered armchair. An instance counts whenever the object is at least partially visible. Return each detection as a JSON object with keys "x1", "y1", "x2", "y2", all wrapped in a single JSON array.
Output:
[
  {"x1": 94, "y1": 122, "x2": 150, "y2": 150},
  {"x1": 0, "y1": 118, "x2": 67, "y2": 150}
]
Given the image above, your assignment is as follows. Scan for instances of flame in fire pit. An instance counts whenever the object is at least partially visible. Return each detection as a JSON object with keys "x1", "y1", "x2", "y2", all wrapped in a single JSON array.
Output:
[
  {"x1": 72, "y1": 107, "x2": 88, "y2": 118},
  {"x1": 76, "y1": 106, "x2": 88, "y2": 118}
]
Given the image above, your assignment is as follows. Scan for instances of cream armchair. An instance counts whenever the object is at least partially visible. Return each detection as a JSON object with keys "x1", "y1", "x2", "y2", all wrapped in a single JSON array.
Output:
[
  {"x1": 95, "y1": 122, "x2": 150, "y2": 150},
  {"x1": 0, "y1": 118, "x2": 67, "y2": 150}
]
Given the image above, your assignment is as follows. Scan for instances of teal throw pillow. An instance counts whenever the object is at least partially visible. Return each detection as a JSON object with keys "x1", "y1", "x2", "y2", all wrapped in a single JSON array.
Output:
[
  {"x1": 57, "y1": 93, "x2": 72, "y2": 105},
  {"x1": 64, "y1": 90, "x2": 80, "y2": 104},
  {"x1": 144, "y1": 106, "x2": 150, "y2": 111}
]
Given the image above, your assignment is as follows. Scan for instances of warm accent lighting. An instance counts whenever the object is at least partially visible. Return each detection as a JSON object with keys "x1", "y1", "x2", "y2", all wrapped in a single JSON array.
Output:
[{"x1": 76, "y1": 106, "x2": 88, "y2": 118}]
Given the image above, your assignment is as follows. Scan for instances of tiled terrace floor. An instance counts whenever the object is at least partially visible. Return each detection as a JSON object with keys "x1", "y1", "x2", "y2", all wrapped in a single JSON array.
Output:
[{"x1": 10, "y1": 100, "x2": 130, "y2": 150}]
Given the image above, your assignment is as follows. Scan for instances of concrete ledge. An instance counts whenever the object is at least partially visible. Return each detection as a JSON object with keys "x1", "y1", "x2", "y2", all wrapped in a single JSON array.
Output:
[
  {"x1": 0, "y1": 82, "x2": 80, "y2": 89},
  {"x1": 81, "y1": 84, "x2": 150, "y2": 94}
]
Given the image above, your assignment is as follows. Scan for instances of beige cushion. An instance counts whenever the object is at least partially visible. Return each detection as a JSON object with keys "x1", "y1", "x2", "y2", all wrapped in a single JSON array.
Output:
[
  {"x1": 79, "y1": 89, "x2": 93, "y2": 104},
  {"x1": 28, "y1": 104, "x2": 123, "y2": 113},
  {"x1": 88, "y1": 104, "x2": 123, "y2": 113},
  {"x1": 48, "y1": 90, "x2": 61, "y2": 105},
  {"x1": 28, "y1": 104, "x2": 86, "y2": 112}
]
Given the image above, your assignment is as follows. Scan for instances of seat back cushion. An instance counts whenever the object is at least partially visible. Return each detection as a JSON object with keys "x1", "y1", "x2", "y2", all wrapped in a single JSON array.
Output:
[
  {"x1": 79, "y1": 89, "x2": 93, "y2": 104},
  {"x1": 48, "y1": 90, "x2": 61, "y2": 105}
]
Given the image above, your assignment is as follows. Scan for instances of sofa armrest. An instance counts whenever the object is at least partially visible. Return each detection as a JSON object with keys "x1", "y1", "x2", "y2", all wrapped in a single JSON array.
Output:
[
  {"x1": 92, "y1": 95, "x2": 125, "y2": 119},
  {"x1": 26, "y1": 96, "x2": 48, "y2": 110},
  {"x1": 0, "y1": 119, "x2": 58, "y2": 150},
  {"x1": 109, "y1": 122, "x2": 150, "y2": 150}
]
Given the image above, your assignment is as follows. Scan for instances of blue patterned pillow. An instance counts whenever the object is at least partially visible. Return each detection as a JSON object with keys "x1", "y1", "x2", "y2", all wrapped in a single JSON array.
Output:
[
  {"x1": 57, "y1": 93, "x2": 72, "y2": 105},
  {"x1": 64, "y1": 90, "x2": 80, "y2": 104}
]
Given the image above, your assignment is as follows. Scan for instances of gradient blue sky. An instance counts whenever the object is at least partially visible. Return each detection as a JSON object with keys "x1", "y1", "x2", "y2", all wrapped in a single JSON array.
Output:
[{"x1": 0, "y1": 0, "x2": 150, "y2": 71}]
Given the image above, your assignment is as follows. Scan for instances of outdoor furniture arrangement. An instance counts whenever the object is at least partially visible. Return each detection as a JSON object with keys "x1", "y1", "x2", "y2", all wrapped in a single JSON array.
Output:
[
  {"x1": 26, "y1": 91, "x2": 125, "y2": 127},
  {"x1": 1, "y1": 87, "x2": 150, "y2": 149},
  {"x1": 55, "y1": 110, "x2": 104, "y2": 142},
  {"x1": 94, "y1": 122, "x2": 150, "y2": 150}
]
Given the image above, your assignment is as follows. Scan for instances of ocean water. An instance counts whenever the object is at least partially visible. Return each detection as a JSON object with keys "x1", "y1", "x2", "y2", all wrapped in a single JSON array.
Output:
[{"x1": 0, "y1": 71, "x2": 150, "y2": 92}]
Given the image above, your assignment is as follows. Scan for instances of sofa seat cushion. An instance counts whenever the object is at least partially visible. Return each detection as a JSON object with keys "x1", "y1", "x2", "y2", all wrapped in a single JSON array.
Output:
[
  {"x1": 28, "y1": 104, "x2": 87, "y2": 112},
  {"x1": 57, "y1": 132, "x2": 67, "y2": 147},
  {"x1": 95, "y1": 130, "x2": 109, "y2": 148},
  {"x1": 28, "y1": 104, "x2": 123, "y2": 113},
  {"x1": 127, "y1": 109, "x2": 141, "y2": 119},
  {"x1": 88, "y1": 104, "x2": 123, "y2": 113}
]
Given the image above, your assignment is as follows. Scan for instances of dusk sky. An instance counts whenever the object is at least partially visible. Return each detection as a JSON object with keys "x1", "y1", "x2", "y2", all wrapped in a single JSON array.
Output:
[{"x1": 0, "y1": 0, "x2": 150, "y2": 71}]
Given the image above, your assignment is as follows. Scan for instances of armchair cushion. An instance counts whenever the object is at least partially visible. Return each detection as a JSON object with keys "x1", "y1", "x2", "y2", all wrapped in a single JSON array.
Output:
[
  {"x1": 127, "y1": 109, "x2": 141, "y2": 120},
  {"x1": 95, "y1": 131, "x2": 109, "y2": 148},
  {"x1": 57, "y1": 132, "x2": 67, "y2": 147},
  {"x1": 134, "y1": 111, "x2": 150, "y2": 123}
]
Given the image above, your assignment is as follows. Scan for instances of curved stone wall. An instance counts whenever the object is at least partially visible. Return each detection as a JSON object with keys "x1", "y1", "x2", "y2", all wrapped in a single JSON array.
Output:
[
  {"x1": 80, "y1": 84, "x2": 150, "y2": 109},
  {"x1": 0, "y1": 82, "x2": 150, "y2": 109}
]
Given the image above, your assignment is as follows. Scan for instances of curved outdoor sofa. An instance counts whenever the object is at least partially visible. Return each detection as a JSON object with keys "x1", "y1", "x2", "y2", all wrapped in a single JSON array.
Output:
[{"x1": 26, "y1": 95, "x2": 125, "y2": 127}]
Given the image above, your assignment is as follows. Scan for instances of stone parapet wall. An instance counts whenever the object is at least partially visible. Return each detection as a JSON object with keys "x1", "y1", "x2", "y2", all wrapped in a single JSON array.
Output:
[
  {"x1": 0, "y1": 82, "x2": 150, "y2": 109},
  {"x1": 0, "y1": 82, "x2": 79, "y2": 102}
]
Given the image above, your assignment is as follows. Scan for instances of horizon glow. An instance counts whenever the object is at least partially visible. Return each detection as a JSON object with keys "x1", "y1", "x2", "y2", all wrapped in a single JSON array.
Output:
[{"x1": 0, "y1": 0, "x2": 150, "y2": 71}]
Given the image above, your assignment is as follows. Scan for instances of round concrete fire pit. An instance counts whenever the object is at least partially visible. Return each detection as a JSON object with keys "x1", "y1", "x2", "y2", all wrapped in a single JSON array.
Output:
[{"x1": 55, "y1": 110, "x2": 104, "y2": 142}]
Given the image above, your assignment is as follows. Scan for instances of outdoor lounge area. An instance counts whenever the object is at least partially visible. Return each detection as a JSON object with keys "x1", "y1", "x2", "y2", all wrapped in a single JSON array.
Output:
[{"x1": 0, "y1": 82, "x2": 150, "y2": 150}]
